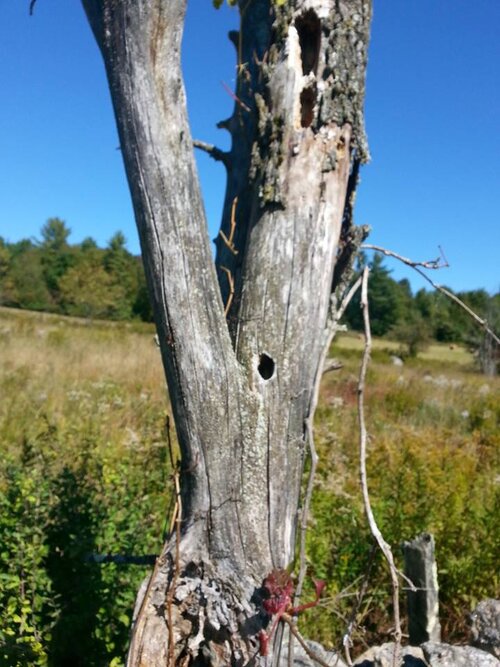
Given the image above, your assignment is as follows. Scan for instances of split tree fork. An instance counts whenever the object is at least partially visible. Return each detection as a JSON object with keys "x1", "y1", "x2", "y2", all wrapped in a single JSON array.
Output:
[{"x1": 81, "y1": 0, "x2": 371, "y2": 663}]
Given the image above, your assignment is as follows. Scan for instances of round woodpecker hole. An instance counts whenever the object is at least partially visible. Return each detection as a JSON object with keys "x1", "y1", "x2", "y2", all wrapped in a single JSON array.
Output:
[{"x1": 258, "y1": 353, "x2": 275, "y2": 380}]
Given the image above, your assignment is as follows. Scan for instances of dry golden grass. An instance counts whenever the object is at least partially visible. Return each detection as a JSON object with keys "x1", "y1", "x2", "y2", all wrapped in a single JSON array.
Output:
[
  {"x1": 0, "y1": 306, "x2": 163, "y2": 391},
  {"x1": 0, "y1": 307, "x2": 169, "y2": 465},
  {"x1": 334, "y1": 330, "x2": 474, "y2": 365}
]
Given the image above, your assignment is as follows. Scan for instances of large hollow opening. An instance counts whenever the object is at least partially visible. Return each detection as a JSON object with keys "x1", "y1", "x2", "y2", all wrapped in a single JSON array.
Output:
[
  {"x1": 295, "y1": 10, "x2": 321, "y2": 76},
  {"x1": 258, "y1": 353, "x2": 275, "y2": 380}
]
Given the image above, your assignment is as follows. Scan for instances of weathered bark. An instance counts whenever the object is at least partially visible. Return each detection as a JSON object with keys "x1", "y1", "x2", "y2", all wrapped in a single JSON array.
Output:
[
  {"x1": 403, "y1": 533, "x2": 441, "y2": 646},
  {"x1": 81, "y1": 0, "x2": 371, "y2": 664}
]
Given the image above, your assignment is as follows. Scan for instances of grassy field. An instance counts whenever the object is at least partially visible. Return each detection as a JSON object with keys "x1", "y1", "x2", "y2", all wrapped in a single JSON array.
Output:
[
  {"x1": 334, "y1": 330, "x2": 474, "y2": 365},
  {"x1": 0, "y1": 307, "x2": 498, "y2": 665}
]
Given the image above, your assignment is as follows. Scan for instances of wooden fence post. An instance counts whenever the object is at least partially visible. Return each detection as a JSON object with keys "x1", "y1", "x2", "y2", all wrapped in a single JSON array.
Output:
[{"x1": 402, "y1": 532, "x2": 441, "y2": 645}]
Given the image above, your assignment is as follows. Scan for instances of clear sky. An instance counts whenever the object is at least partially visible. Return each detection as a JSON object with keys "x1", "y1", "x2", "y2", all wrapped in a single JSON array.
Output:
[{"x1": 0, "y1": 1, "x2": 498, "y2": 294}]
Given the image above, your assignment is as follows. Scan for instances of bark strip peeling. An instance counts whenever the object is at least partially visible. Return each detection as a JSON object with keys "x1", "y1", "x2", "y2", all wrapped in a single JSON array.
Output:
[{"x1": 81, "y1": 0, "x2": 371, "y2": 664}]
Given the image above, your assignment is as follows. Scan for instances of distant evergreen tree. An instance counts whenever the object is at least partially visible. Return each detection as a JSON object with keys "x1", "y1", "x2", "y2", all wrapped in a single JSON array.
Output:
[
  {"x1": 414, "y1": 288, "x2": 435, "y2": 320},
  {"x1": 414, "y1": 289, "x2": 457, "y2": 342},
  {"x1": 103, "y1": 232, "x2": 139, "y2": 319},
  {"x1": 132, "y1": 260, "x2": 154, "y2": 322},
  {"x1": 10, "y1": 238, "x2": 36, "y2": 257},
  {"x1": 414, "y1": 287, "x2": 497, "y2": 347},
  {"x1": 0, "y1": 239, "x2": 15, "y2": 306},
  {"x1": 40, "y1": 218, "x2": 75, "y2": 302},
  {"x1": 105, "y1": 231, "x2": 127, "y2": 257},
  {"x1": 457, "y1": 290, "x2": 499, "y2": 375},
  {"x1": 9, "y1": 248, "x2": 54, "y2": 311},
  {"x1": 344, "y1": 253, "x2": 413, "y2": 336},
  {"x1": 41, "y1": 218, "x2": 71, "y2": 249},
  {"x1": 80, "y1": 237, "x2": 99, "y2": 252},
  {"x1": 476, "y1": 294, "x2": 500, "y2": 375}
]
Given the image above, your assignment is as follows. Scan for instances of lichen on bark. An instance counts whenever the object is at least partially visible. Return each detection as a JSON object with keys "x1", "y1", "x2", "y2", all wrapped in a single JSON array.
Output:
[
  {"x1": 247, "y1": 0, "x2": 372, "y2": 212},
  {"x1": 318, "y1": 0, "x2": 372, "y2": 161}
]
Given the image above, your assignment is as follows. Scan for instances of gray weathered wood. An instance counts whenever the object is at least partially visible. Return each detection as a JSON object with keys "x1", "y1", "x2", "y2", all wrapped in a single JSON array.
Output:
[
  {"x1": 81, "y1": 0, "x2": 372, "y2": 663},
  {"x1": 403, "y1": 533, "x2": 441, "y2": 645},
  {"x1": 470, "y1": 599, "x2": 500, "y2": 659}
]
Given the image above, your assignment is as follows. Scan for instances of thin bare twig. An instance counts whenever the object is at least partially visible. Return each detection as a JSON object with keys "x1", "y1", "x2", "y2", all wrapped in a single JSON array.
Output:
[
  {"x1": 128, "y1": 418, "x2": 180, "y2": 667},
  {"x1": 341, "y1": 542, "x2": 378, "y2": 666},
  {"x1": 358, "y1": 267, "x2": 401, "y2": 667},
  {"x1": 289, "y1": 409, "x2": 320, "y2": 666},
  {"x1": 322, "y1": 358, "x2": 343, "y2": 374},
  {"x1": 362, "y1": 243, "x2": 448, "y2": 271},
  {"x1": 281, "y1": 613, "x2": 336, "y2": 667},
  {"x1": 291, "y1": 276, "x2": 364, "y2": 667},
  {"x1": 220, "y1": 266, "x2": 235, "y2": 317},
  {"x1": 221, "y1": 80, "x2": 251, "y2": 112},
  {"x1": 127, "y1": 543, "x2": 166, "y2": 664},
  {"x1": 362, "y1": 244, "x2": 500, "y2": 345},
  {"x1": 336, "y1": 276, "x2": 363, "y2": 322},
  {"x1": 297, "y1": 275, "x2": 363, "y2": 601},
  {"x1": 219, "y1": 196, "x2": 239, "y2": 255},
  {"x1": 165, "y1": 417, "x2": 182, "y2": 667},
  {"x1": 192, "y1": 139, "x2": 230, "y2": 167},
  {"x1": 29, "y1": 0, "x2": 37, "y2": 15}
]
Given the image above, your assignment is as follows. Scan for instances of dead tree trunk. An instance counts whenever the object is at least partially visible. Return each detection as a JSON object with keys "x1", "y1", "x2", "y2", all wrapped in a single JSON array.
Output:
[{"x1": 81, "y1": 0, "x2": 371, "y2": 664}]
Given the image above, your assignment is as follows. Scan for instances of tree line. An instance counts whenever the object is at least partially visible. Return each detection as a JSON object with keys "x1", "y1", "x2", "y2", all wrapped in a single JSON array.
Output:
[
  {"x1": 344, "y1": 253, "x2": 499, "y2": 372},
  {"x1": 0, "y1": 219, "x2": 497, "y2": 354},
  {"x1": 0, "y1": 218, "x2": 152, "y2": 322}
]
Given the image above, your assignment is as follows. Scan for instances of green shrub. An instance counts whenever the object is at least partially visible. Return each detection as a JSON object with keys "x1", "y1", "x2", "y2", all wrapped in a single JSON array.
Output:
[
  {"x1": 0, "y1": 396, "x2": 171, "y2": 666},
  {"x1": 299, "y1": 353, "x2": 499, "y2": 651}
]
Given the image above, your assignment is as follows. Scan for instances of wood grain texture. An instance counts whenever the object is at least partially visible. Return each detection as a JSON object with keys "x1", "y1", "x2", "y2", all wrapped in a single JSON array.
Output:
[{"x1": 81, "y1": 0, "x2": 372, "y2": 663}]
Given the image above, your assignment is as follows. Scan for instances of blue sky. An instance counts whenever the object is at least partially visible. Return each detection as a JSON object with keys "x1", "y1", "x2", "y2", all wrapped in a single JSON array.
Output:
[{"x1": 0, "y1": 1, "x2": 498, "y2": 294}]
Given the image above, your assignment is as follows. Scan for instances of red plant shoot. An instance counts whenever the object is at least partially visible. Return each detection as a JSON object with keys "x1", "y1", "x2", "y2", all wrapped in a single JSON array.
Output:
[
  {"x1": 262, "y1": 569, "x2": 294, "y2": 616},
  {"x1": 258, "y1": 569, "x2": 325, "y2": 656},
  {"x1": 258, "y1": 629, "x2": 269, "y2": 657}
]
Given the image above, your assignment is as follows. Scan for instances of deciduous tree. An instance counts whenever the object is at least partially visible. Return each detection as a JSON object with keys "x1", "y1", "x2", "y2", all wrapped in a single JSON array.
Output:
[{"x1": 58, "y1": 252, "x2": 119, "y2": 319}]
